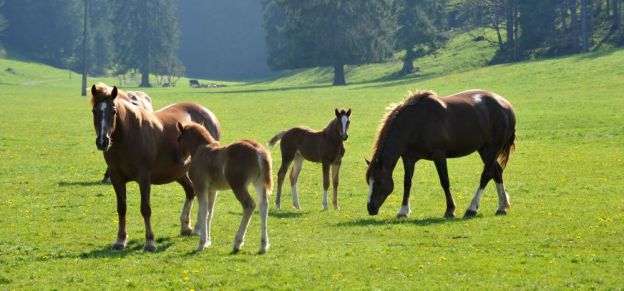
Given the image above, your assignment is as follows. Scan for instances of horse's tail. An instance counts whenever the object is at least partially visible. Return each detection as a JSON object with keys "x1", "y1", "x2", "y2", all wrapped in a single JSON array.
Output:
[
  {"x1": 497, "y1": 130, "x2": 515, "y2": 169},
  {"x1": 258, "y1": 151, "x2": 273, "y2": 192},
  {"x1": 267, "y1": 131, "x2": 286, "y2": 147}
]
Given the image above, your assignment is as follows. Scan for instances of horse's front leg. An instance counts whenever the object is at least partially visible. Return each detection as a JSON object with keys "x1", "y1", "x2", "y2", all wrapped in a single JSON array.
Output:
[
  {"x1": 110, "y1": 176, "x2": 127, "y2": 250},
  {"x1": 330, "y1": 161, "x2": 341, "y2": 210},
  {"x1": 177, "y1": 175, "x2": 196, "y2": 236},
  {"x1": 433, "y1": 154, "x2": 456, "y2": 218},
  {"x1": 138, "y1": 175, "x2": 156, "y2": 252},
  {"x1": 397, "y1": 157, "x2": 416, "y2": 218},
  {"x1": 321, "y1": 162, "x2": 330, "y2": 210}
]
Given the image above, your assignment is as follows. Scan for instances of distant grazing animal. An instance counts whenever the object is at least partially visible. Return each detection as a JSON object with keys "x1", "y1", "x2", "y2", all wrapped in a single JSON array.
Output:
[
  {"x1": 90, "y1": 83, "x2": 221, "y2": 252},
  {"x1": 366, "y1": 90, "x2": 516, "y2": 218},
  {"x1": 97, "y1": 84, "x2": 154, "y2": 184},
  {"x1": 176, "y1": 122, "x2": 272, "y2": 254},
  {"x1": 268, "y1": 109, "x2": 351, "y2": 210}
]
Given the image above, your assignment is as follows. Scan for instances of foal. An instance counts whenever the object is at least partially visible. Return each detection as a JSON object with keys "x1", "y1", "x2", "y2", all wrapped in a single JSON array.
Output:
[
  {"x1": 268, "y1": 109, "x2": 351, "y2": 210},
  {"x1": 176, "y1": 123, "x2": 272, "y2": 254}
]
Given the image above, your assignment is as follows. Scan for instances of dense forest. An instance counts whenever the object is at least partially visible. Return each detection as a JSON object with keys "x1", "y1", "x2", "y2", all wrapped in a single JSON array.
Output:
[{"x1": 0, "y1": 0, "x2": 622, "y2": 84}]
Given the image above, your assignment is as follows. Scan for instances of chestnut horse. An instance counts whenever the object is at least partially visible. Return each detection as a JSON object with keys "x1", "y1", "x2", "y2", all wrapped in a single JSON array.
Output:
[
  {"x1": 90, "y1": 84, "x2": 221, "y2": 251},
  {"x1": 366, "y1": 90, "x2": 516, "y2": 218},
  {"x1": 97, "y1": 83, "x2": 154, "y2": 184},
  {"x1": 176, "y1": 123, "x2": 272, "y2": 254},
  {"x1": 268, "y1": 109, "x2": 351, "y2": 210}
]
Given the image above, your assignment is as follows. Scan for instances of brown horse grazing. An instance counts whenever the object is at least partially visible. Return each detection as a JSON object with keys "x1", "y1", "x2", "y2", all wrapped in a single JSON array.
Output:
[
  {"x1": 90, "y1": 84, "x2": 221, "y2": 252},
  {"x1": 268, "y1": 109, "x2": 351, "y2": 210},
  {"x1": 176, "y1": 123, "x2": 272, "y2": 254},
  {"x1": 96, "y1": 83, "x2": 154, "y2": 184},
  {"x1": 366, "y1": 90, "x2": 516, "y2": 218}
]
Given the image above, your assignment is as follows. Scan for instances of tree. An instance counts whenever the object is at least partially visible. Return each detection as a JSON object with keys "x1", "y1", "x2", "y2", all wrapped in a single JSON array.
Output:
[
  {"x1": 396, "y1": 0, "x2": 448, "y2": 76},
  {"x1": 1, "y1": 0, "x2": 82, "y2": 68},
  {"x1": 263, "y1": 0, "x2": 398, "y2": 85},
  {"x1": 0, "y1": 1, "x2": 6, "y2": 39},
  {"x1": 111, "y1": 0, "x2": 180, "y2": 87}
]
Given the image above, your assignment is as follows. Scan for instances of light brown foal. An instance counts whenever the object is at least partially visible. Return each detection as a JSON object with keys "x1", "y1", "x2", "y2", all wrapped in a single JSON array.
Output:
[
  {"x1": 268, "y1": 109, "x2": 351, "y2": 210},
  {"x1": 176, "y1": 123, "x2": 272, "y2": 254}
]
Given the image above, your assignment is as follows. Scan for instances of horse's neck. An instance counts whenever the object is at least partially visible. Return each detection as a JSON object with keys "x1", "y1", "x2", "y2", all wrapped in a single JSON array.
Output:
[
  {"x1": 113, "y1": 101, "x2": 153, "y2": 142},
  {"x1": 376, "y1": 118, "x2": 410, "y2": 170},
  {"x1": 322, "y1": 119, "x2": 340, "y2": 143}
]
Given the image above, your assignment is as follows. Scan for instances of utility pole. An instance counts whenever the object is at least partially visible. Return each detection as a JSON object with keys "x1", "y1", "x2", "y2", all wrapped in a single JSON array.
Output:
[
  {"x1": 581, "y1": 0, "x2": 589, "y2": 52},
  {"x1": 81, "y1": 0, "x2": 88, "y2": 96}
]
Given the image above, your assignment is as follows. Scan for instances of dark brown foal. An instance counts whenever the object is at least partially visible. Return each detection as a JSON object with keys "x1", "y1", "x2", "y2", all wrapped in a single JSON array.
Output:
[{"x1": 268, "y1": 109, "x2": 351, "y2": 210}]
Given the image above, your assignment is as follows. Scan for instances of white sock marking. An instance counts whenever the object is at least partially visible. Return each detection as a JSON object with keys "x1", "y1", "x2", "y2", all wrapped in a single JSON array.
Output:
[{"x1": 468, "y1": 187, "x2": 484, "y2": 212}]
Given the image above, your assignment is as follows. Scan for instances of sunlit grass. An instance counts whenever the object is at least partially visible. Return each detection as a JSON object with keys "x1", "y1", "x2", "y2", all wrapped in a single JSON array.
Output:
[{"x1": 0, "y1": 48, "x2": 623, "y2": 289}]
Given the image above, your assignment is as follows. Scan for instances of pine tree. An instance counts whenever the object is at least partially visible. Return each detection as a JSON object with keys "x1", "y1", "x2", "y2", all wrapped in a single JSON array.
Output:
[
  {"x1": 263, "y1": 0, "x2": 398, "y2": 85},
  {"x1": 111, "y1": 0, "x2": 180, "y2": 87},
  {"x1": 396, "y1": 0, "x2": 448, "y2": 76}
]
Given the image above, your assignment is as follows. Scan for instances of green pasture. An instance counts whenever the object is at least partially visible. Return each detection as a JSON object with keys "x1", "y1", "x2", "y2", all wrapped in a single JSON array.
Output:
[{"x1": 1, "y1": 49, "x2": 623, "y2": 289}]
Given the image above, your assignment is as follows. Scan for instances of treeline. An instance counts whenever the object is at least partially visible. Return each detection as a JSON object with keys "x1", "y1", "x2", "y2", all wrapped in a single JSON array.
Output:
[
  {"x1": 0, "y1": 0, "x2": 181, "y2": 87},
  {"x1": 263, "y1": 0, "x2": 624, "y2": 85}
]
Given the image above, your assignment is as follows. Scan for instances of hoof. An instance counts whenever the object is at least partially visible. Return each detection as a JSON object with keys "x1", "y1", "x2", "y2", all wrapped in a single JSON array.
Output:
[
  {"x1": 101, "y1": 177, "x2": 111, "y2": 184},
  {"x1": 293, "y1": 205, "x2": 301, "y2": 210},
  {"x1": 495, "y1": 210, "x2": 508, "y2": 216},
  {"x1": 143, "y1": 244, "x2": 157, "y2": 252},
  {"x1": 112, "y1": 242, "x2": 126, "y2": 250},
  {"x1": 258, "y1": 243, "x2": 270, "y2": 255},
  {"x1": 463, "y1": 210, "x2": 478, "y2": 218},
  {"x1": 274, "y1": 203, "x2": 281, "y2": 210},
  {"x1": 444, "y1": 212, "x2": 456, "y2": 218},
  {"x1": 231, "y1": 247, "x2": 241, "y2": 254},
  {"x1": 396, "y1": 213, "x2": 409, "y2": 219},
  {"x1": 197, "y1": 241, "x2": 211, "y2": 251},
  {"x1": 180, "y1": 228, "x2": 193, "y2": 236}
]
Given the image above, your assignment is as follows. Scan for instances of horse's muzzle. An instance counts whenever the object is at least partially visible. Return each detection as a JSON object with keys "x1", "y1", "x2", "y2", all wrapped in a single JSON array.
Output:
[
  {"x1": 367, "y1": 202, "x2": 379, "y2": 216},
  {"x1": 96, "y1": 136, "x2": 110, "y2": 151},
  {"x1": 342, "y1": 134, "x2": 349, "y2": 141}
]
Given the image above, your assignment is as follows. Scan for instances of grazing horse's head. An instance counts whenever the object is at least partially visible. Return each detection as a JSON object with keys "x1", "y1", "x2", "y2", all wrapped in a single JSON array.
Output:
[
  {"x1": 90, "y1": 84, "x2": 119, "y2": 151},
  {"x1": 365, "y1": 158, "x2": 394, "y2": 215},
  {"x1": 333, "y1": 108, "x2": 351, "y2": 141}
]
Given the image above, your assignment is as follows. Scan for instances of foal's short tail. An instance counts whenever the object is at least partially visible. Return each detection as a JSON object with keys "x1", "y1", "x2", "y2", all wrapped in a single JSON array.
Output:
[
  {"x1": 497, "y1": 130, "x2": 516, "y2": 169},
  {"x1": 258, "y1": 152, "x2": 273, "y2": 192},
  {"x1": 267, "y1": 131, "x2": 286, "y2": 147}
]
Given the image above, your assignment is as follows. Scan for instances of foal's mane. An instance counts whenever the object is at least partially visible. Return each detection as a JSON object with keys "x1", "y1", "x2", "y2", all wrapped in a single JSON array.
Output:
[
  {"x1": 184, "y1": 123, "x2": 218, "y2": 144},
  {"x1": 370, "y1": 90, "x2": 436, "y2": 161}
]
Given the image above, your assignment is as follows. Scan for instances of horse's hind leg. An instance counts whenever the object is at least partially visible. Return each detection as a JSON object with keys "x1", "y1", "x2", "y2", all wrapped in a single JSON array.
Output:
[
  {"x1": 275, "y1": 154, "x2": 295, "y2": 209},
  {"x1": 231, "y1": 185, "x2": 256, "y2": 253},
  {"x1": 254, "y1": 180, "x2": 270, "y2": 254},
  {"x1": 491, "y1": 161, "x2": 511, "y2": 215},
  {"x1": 433, "y1": 154, "x2": 456, "y2": 218},
  {"x1": 464, "y1": 149, "x2": 494, "y2": 218},
  {"x1": 289, "y1": 155, "x2": 304, "y2": 209},
  {"x1": 177, "y1": 175, "x2": 195, "y2": 236}
]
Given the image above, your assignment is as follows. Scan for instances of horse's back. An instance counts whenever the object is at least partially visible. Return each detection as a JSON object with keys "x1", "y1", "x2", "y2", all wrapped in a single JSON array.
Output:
[{"x1": 156, "y1": 102, "x2": 221, "y2": 141}]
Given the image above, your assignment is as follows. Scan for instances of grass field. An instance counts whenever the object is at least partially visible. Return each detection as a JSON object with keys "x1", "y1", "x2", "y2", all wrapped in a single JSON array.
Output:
[{"x1": 1, "y1": 48, "x2": 623, "y2": 289}]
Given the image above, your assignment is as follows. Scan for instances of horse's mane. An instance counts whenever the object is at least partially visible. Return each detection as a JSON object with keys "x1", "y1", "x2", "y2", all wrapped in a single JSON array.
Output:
[
  {"x1": 370, "y1": 90, "x2": 437, "y2": 161},
  {"x1": 89, "y1": 82, "x2": 129, "y2": 106},
  {"x1": 185, "y1": 123, "x2": 218, "y2": 145}
]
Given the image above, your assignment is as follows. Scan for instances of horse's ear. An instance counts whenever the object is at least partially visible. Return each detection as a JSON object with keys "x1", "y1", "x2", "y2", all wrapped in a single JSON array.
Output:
[
  {"x1": 176, "y1": 122, "x2": 184, "y2": 133},
  {"x1": 346, "y1": 109, "x2": 351, "y2": 117},
  {"x1": 335, "y1": 108, "x2": 339, "y2": 116},
  {"x1": 91, "y1": 85, "x2": 97, "y2": 96},
  {"x1": 365, "y1": 158, "x2": 371, "y2": 166},
  {"x1": 111, "y1": 86, "x2": 118, "y2": 99}
]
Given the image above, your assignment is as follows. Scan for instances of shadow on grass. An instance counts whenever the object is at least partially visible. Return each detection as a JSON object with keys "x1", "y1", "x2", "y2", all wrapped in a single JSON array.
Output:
[
  {"x1": 58, "y1": 180, "x2": 103, "y2": 187},
  {"x1": 334, "y1": 215, "x2": 477, "y2": 227},
  {"x1": 60, "y1": 237, "x2": 175, "y2": 260},
  {"x1": 269, "y1": 211, "x2": 304, "y2": 219}
]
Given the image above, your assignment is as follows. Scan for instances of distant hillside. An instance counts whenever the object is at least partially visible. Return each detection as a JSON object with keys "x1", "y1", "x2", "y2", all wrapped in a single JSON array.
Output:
[{"x1": 262, "y1": 29, "x2": 501, "y2": 86}]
